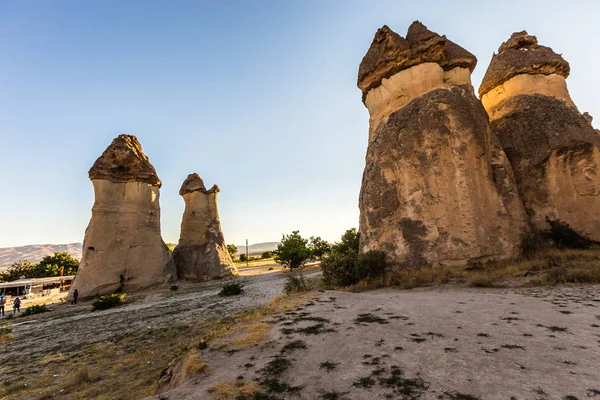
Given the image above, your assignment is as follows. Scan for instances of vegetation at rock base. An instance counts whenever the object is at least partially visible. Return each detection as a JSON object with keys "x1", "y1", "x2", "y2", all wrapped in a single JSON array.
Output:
[
  {"x1": 0, "y1": 252, "x2": 79, "y2": 282},
  {"x1": 22, "y1": 304, "x2": 50, "y2": 316},
  {"x1": 274, "y1": 231, "x2": 310, "y2": 270},
  {"x1": 91, "y1": 294, "x2": 126, "y2": 311},
  {"x1": 220, "y1": 281, "x2": 245, "y2": 296},
  {"x1": 321, "y1": 228, "x2": 387, "y2": 288},
  {"x1": 283, "y1": 272, "x2": 313, "y2": 294}
]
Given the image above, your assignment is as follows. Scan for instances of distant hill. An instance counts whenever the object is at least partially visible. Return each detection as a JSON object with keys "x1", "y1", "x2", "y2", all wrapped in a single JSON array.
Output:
[
  {"x1": 0, "y1": 241, "x2": 279, "y2": 269},
  {"x1": 0, "y1": 243, "x2": 83, "y2": 270},
  {"x1": 235, "y1": 242, "x2": 278, "y2": 256}
]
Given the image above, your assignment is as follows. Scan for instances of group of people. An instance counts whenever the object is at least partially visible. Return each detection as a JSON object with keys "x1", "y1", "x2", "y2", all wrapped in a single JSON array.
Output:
[{"x1": 0, "y1": 296, "x2": 21, "y2": 316}]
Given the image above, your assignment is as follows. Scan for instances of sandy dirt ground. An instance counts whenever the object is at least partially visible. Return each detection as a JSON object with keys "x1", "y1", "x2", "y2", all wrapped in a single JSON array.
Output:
[{"x1": 149, "y1": 285, "x2": 600, "y2": 400}]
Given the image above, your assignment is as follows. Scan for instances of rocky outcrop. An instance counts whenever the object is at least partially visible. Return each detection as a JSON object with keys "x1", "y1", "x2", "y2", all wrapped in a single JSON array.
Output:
[
  {"x1": 172, "y1": 174, "x2": 237, "y2": 281},
  {"x1": 68, "y1": 135, "x2": 176, "y2": 299},
  {"x1": 481, "y1": 32, "x2": 600, "y2": 241},
  {"x1": 358, "y1": 22, "x2": 528, "y2": 268}
]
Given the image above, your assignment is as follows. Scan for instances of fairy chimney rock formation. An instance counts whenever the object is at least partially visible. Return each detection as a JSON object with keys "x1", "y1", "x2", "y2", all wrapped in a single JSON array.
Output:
[
  {"x1": 173, "y1": 173, "x2": 237, "y2": 281},
  {"x1": 69, "y1": 135, "x2": 176, "y2": 299},
  {"x1": 358, "y1": 22, "x2": 528, "y2": 268},
  {"x1": 480, "y1": 31, "x2": 600, "y2": 241}
]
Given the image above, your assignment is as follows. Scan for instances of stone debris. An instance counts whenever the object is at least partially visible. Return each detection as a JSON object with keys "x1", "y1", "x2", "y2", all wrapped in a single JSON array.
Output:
[
  {"x1": 173, "y1": 173, "x2": 237, "y2": 281},
  {"x1": 357, "y1": 22, "x2": 528, "y2": 268},
  {"x1": 481, "y1": 31, "x2": 600, "y2": 241},
  {"x1": 68, "y1": 135, "x2": 176, "y2": 299}
]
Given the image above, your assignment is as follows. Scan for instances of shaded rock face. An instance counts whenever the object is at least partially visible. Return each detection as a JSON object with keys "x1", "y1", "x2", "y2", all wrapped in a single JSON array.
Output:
[
  {"x1": 69, "y1": 135, "x2": 176, "y2": 299},
  {"x1": 481, "y1": 32, "x2": 600, "y2": 241},
  {"x1": 173, "y1": 173, "x2": 237, "y2": 281},
  {"x1": 358, "y1": 23, "x2": 528, "y2": 268}
]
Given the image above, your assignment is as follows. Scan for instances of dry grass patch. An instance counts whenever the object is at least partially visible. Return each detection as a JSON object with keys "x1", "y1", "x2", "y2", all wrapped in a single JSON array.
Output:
[
  {"x1": 209, "y1": 380, "x2": 260, "y2": 400},
  {"x1": 342, "y1": 247, "x2": 600, "y2": 292},
  {"x1": 0, "y1": 291, "x2": 317, "y2": 400}
]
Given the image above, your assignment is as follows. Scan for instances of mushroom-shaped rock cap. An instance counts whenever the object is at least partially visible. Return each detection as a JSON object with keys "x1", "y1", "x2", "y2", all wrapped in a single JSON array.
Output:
[
  {"x1": 179, "y1": 173, "x2": 219, "y2": 196},
  {"x1": 88, "y1": 135, "x2": 161, "y2": 187},
  {"x1": 479, "y1": 31, "x2": 570, "y2": 97},
  {"x1": 358, "y1": 21, "x2": 477, "y2": 97}
]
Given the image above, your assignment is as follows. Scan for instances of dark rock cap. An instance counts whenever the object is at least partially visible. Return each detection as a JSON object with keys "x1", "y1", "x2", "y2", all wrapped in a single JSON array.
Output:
[
  {"x1": 88, "y1": 135, "x2": 161, "y2": 186},
  {"x1": 479, "y1": 31, "x2": 570, "y2": 97},
  {"x1": 179, "y1": 173, "x2": 219, "y2": 196},
  {"x1": 358, "y1": 21, "x2": 477, "y2": 98}
]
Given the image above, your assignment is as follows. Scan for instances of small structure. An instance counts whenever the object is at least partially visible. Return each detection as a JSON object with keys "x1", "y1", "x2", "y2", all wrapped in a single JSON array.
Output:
[{"x1": 0, "y1": 275, "x2": 75, "y2": 298}]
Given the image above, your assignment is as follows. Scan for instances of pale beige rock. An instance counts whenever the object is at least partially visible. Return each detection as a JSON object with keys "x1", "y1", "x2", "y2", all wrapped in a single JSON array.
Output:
[
  {"x1": 364, "y1": 63, "x2": 473, "y2": 138},
  {"x1": 482, "y1": 32, "x2": 600, "y2": 241},
  {"x1": 358, "y1": 24, "x2": 528, "y2": 268},
  {"x1": 481, "y1": 73, "x2": 574, "y2": 120},
  {"x1": 68, "y1": 135, "x2": 176, "y2": 299},
  {"x1": 173, "y1": 174, "x2": 237, "y2": 281}
]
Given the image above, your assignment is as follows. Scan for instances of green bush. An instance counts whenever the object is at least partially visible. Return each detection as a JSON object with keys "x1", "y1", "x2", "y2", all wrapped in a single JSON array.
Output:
[
  {"x1": 321, "y1": 252, "x2": 360, "y2": 287},
  {"x1": 322, "y1": 250, "x2": 387, "y2": 288},
  {"x1": 0, "y1": 327, "x2": 12, "y2": 335},
  {"x1": 91, "y1": 294, "x2": 126, "y2": 311},
  {"x1": 22, "y1": 304, "x2": 50, "y2": 316},
  {"x1": 283, "y1": 272, "x2": 312, "y2": 294},
  {"x1": 219, "y1": 281, "x2": 244, "y2": 296},
  {"x1": 355, "y1": 250, "x2": 387, "y2": 281},
  {"x1": 261, "y1": 251, "x2": 273, "y2": 259}
]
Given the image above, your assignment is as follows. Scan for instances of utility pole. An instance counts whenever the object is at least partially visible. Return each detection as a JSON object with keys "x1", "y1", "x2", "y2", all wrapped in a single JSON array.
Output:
[{"x1": 246, "y1": 239, "x2": 249, "y2": 268}]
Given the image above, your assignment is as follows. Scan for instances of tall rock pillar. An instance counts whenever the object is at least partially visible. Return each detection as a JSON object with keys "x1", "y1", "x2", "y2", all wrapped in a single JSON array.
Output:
[
  {"x1": 69, "y1": 135, "x2": 176, "y2": 299},
  {"x1": 480, "y1": 31, "x2": 600, "y2": 241},
  {"x1": 173, "y1": 173, "x2": 237, "y2": 280},
  {"x1": 358, "y1": 22, "x2": 529, "y2": 268}
]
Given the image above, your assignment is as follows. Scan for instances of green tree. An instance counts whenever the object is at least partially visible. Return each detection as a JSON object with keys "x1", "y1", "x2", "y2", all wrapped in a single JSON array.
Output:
[
  {"x1": 36, "y1": 252, "x2": 79, "y2": 277},
  {"x1": 226, "y1": 244, "x2": 238, "y2": 259},
  {"x1": 0, "y1": 259, "x2": 36, "y2": 282},
  {"x1": 261, "y1": 251, "x2": 273, "y2": 259},
  {"x1": 331, "y1": 228, "x2": 360, "y2": 255},
  {"x1": 274, "y1": 231, "x2": 309, "y2": 269},
  {"x1": 308, "y1": 236, "x2": 331, "y2": 260},
  {"x1": 239, "y1": 253, "x2": 248, "y2": 262}
]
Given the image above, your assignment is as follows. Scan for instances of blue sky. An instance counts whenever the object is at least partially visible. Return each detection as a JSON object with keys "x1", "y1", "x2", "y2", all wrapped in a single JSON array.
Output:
[{"x1": 1, "y1": 1, "x2": 599, "y2": 248}]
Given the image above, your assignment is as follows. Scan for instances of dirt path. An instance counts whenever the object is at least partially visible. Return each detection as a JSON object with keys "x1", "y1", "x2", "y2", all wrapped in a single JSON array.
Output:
[
  {"x1": 0, "y1": 268, "x2": 319, "y2": 375},
  {"x1": 150, "y1": 285, "x2": 600, "y2": 400}
]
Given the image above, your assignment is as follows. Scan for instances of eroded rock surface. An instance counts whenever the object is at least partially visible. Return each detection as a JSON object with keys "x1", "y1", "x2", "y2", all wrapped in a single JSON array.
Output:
[
  {"x1": 68, "y1": 135, "x2": 176, "y2": 299},
  {"x1": 481, "y1": 32, "x2": 600, "y2": 241},
  {"x1": 358, "y1": 22, "x2": 528, "y2": 268},
  {"x1": 173, "y1": 173, "x2": 237, "y2": 281}
]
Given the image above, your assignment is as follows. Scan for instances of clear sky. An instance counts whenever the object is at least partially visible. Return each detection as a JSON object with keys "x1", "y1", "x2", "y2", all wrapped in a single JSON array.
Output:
[{"x1": 1, "y1": 0, "x2": 599, "y2": 248}]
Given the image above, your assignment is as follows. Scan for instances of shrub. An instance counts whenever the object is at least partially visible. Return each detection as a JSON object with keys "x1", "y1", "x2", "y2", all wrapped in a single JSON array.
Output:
[
  {"x1": 322, "y1": 250, "x2": 387, "y2": 288},
  {"x1": 22, "y1": 304, "x2": 50, "y2": 316},
  {"x1": 261, "y1": 251, "x2": 273, "y2": 259},
  {"x1": 239, "y1": 254, "x2": 248, "y2": 262},
  {"x1": 355, "y1": 250, "x2": 387, "y2": 281},
  {"x1": 91, "y1": 294, "x2": 126, "y2": 311},
  {"x1": 170, "y1": 285, "x2": 179, "y2": 291},
  {"x1": 321, "y1": 252, "x2": 360, "y2": 287},
  {"x1": 283, "y1": 272, "x2": 312, "y2": 294},
  {"x1": 219, "y1": 281, "x2": 244, "y2": 296}
]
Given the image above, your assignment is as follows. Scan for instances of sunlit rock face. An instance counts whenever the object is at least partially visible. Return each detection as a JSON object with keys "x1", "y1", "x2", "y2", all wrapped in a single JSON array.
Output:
[
  {"x1": 172, "y1": 173, "x2": 237, "y2": 281},
  {"x1": 358, "y1": 22, "x2": 528, "y2": 268},
  {"x1": 69, "y1": 135, "x2": 176, "y2": 299},
  {"x1": 480, "y1": 31, "x2": 600, "y2": 241}
]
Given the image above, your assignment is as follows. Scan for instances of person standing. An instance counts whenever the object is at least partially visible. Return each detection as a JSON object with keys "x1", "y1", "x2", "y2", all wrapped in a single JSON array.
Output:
[
  {"x1": 72, "y1": 289, "x2": 79, "y2": 305},
  {"x1": 13, "y1": 297, "x2": 21, "y2": 314},
  {"x1": 0, "y1": 296, "x2": 5, "y2": 316}
]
